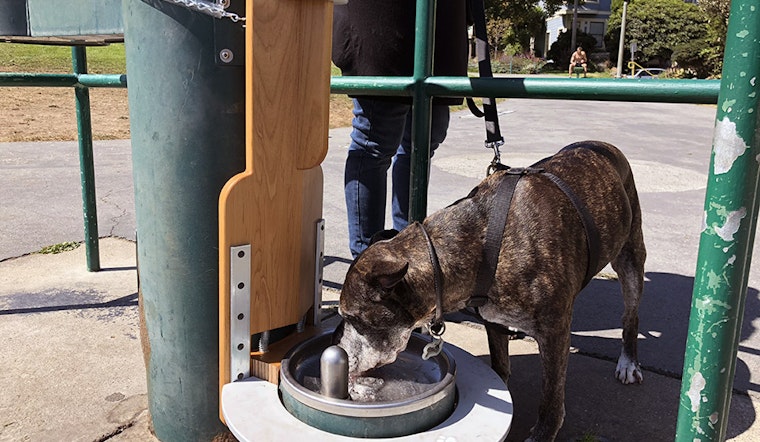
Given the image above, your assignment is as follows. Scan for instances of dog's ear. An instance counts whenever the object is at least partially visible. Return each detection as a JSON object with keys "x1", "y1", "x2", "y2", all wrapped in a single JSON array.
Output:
[
  {"x1": 370, "y1": 229, "x2": 399, "y2": 244},
  {"x1": 373, "y1": 259, "x2": 409, "y2": 290}
]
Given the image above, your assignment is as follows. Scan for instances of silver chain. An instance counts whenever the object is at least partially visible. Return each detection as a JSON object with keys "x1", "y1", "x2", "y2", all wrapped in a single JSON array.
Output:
[{"x1": 160, "y1": 0, "x2": 245, "y2": 23}]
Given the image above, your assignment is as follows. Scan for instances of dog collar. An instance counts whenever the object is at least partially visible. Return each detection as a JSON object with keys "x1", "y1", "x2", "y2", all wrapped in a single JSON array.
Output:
[{"x1": 414, "y1": 222, "x2": 446, "y2": 334}]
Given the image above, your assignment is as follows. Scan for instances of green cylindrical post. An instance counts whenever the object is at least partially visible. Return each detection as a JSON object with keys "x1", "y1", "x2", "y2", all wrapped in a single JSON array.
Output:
[
  {"x1": 72, "y1": 45, "x2": 100, "y2": 272},
  {"x1": 123, "y1": 1, "x2": 245, "y2": 440},
  {"x1": 676, "y1": 1, "x2": 760, "y2": 440},
  {"x1": 408, "y1": 0, "x2": 436, "y2": 222}
]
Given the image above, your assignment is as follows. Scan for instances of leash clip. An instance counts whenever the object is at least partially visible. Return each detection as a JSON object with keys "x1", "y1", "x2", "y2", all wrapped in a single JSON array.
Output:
[
  {"x1": 486, "y1": 140, "x2": 507, "y2": 176},
  {"x1": 421, "y1": 321, "x2": 446, "y2": 360}
]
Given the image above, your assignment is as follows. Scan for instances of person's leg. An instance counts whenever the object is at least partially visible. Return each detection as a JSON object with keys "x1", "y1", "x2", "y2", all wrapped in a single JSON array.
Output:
[
  {"x1": 391, "y1": 104, "x2": 450, "y2": 231},
  {"x1": 345, "y1": 97, "x2": 410, "y2": 258}
]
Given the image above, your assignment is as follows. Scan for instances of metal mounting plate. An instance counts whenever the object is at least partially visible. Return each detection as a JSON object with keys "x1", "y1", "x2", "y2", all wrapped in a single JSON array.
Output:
[
  {"x1": 313, "y1": 219, "x2": 325, "y2": 326},
  {"x1": 230, "y1": 244, "x2": 251, "y2": 381}
]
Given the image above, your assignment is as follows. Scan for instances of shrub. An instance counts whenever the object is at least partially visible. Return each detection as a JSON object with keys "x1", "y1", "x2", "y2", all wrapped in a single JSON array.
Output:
[
  {"x1": 477, "y1": 52, "x2": 551, "y2": 74},
  {"x1": 671, "y1": 39, "x2": 714, "y2": 79},
  {"x1": 547, "y1": 30, "x2": 600, "y2": 70}
]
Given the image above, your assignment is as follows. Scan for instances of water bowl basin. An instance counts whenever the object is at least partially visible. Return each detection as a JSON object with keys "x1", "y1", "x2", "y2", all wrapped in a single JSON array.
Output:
[{"x1": 279, "y1": 331, "x2": 457, "y2": 438}]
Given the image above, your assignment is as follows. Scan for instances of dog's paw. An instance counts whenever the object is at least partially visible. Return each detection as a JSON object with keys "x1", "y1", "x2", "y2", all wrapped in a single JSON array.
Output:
[{"x1": 615, "y1": 353, "x2": 643, "y2": 384}]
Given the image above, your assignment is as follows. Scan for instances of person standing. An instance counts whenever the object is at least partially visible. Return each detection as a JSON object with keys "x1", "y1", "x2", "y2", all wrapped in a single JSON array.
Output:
[{"x1": 332, "y1": 1, "x2": 470, "y2": 258}]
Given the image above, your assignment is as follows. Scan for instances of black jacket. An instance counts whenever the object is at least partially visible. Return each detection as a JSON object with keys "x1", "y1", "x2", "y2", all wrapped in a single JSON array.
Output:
[{"x1": 332, "y1": 1, "x2": 469, "y2": 104}]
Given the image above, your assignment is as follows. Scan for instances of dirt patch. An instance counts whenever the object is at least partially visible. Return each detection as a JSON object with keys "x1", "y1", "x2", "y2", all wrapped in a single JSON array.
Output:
[
  {"x1": 0, "y1": 86, "x2": 352, "y2": 143},
  {"x1": 0, "y1": 87, "x2": 130, "y2": 142}
]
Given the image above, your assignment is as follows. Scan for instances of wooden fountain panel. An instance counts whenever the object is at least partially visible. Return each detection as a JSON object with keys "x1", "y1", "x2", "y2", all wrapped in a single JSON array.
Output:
[{"x1": 219, "y1": 0, "x2": 333, "y2": 401}]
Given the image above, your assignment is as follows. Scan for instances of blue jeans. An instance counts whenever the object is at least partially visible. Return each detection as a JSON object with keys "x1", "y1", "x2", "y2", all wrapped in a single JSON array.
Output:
[{"x1": 345, "y1": 97, "x2": 450, "y2": 258}]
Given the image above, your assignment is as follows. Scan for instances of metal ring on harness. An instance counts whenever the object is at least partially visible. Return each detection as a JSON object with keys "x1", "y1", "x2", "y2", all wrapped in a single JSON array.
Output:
[{"x1": 428, "y1": 321, "x2": 446, "y2": 338}]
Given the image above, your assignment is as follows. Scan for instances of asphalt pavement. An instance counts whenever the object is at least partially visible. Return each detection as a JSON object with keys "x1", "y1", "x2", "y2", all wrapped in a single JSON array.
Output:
[{"x1": 1, "y1": 99, "x2": 759, "y2": 441}]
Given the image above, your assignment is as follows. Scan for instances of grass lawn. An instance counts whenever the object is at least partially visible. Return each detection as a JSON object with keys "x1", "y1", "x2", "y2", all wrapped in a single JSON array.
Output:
[{"x1": 0, "y1": 42, "x2": 126, "y2": 73}]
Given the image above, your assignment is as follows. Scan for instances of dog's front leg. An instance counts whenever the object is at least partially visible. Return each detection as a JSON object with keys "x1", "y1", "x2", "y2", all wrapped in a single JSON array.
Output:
[
  {"x1": 528, "y1": 330, "x2": 571, "y2": 442},
  {"x1": 486, "y1": 322, "x2": 511, "y2": 383}
]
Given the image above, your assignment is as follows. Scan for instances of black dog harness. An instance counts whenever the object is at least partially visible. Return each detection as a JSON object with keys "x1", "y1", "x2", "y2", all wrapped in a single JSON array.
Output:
[
  {"x1": 467, "y1": 163, "x2": 601, "y2": 308},
  {"x1": 417, "y1": 144, "x2": 618, "y2": 331}
]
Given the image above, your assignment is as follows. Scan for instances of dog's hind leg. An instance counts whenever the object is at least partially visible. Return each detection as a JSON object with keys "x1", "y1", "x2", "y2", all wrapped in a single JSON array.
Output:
[
  {"x1": 486, "y1": 322, "x2": 512, "y2": 383},
  {"x1": 528, "y1": 324, "x2": 571, "y2": 442},
  {"x1": 611, "y1": 203, "x2": 646, "y2": 384}
]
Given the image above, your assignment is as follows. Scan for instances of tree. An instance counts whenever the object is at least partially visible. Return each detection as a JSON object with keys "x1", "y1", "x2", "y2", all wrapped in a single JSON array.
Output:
[
  {"x1": 699, "y1": 0, "x2": 731, "y2": 43},
  {"x1": 696, "y1": 0, "x2": 731, "y2": 76},
  {"x1": 484, "y1": 0, "x2": 565, "y2": 54},
  {"x1": 671, "y1": 40, "x2": 714, "y2": 78},
  {"x1": 605, "y1": 0, "x2": 708, "y2": 69},
  {"x1": 547, "y1": 30, "x2": 599, "y2": 69}
]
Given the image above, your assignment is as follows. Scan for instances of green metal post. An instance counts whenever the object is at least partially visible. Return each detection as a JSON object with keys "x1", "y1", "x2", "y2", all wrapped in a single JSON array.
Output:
[
  {"x1": 72, "y1": 45, "x2": 100, "y2": 272},
  {"x1": 676, "y1": 1, "x2": 760, "y2": 440},
  {"x1": 408, "y1": 0, "x2": 436, "y2": 223},
  {"x1": 123, "y1": 0, "x2": 245, "y2": 440}
]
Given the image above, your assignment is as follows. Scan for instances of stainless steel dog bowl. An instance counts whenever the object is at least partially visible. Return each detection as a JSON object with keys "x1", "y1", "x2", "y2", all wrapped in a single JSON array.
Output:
[{"x1": 279, "y1": 331, "x2": 457, "y2": 438}]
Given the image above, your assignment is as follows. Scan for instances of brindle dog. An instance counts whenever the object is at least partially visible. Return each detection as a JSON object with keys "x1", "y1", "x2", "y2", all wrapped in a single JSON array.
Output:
[{"x1": 334, "y1": 141, "x2": 646, "y2": 442}]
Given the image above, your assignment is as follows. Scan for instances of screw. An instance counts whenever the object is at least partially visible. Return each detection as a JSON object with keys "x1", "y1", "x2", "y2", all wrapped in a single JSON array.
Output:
[{"x1": 219, "y1": 49, "x2": 234, "y2": 64}]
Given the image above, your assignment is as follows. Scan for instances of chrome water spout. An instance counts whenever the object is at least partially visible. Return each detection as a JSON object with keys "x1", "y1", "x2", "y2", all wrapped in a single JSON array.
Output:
[{"x1": 320, "y1": 345, "x2": 349, "y2": 399}]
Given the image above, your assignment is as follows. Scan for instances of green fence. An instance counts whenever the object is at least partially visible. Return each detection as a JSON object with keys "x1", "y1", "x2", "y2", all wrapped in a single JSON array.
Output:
[
  {"x1": 0, "y1": 0, "x2": 757, "y2": 439},
  {"x1": 0, "y1": 46, "x2": 126, "y2": 271}
]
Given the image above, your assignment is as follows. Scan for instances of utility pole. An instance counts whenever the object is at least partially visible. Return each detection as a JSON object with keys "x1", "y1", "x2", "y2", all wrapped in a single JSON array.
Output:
[
  {"x1": 616, "y1": 0, "x2": 629, "y2": 78},
  {"x1": 570, "y1": 0, "x2": 579, "y2": 50}
]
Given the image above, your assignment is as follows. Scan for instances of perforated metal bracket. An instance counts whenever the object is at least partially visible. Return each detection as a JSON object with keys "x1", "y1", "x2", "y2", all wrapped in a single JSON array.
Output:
[
  {"x1": 230, "y1": 244, "x2": 251, "y2": 381},
  {"x1": 313, "y1": 219, "x2": 325, "y2": 326}
]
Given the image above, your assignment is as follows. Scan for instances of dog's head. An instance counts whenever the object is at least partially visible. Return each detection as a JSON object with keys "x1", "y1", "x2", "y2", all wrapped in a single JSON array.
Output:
[{"x1": 333, "y1": 231, "x2": 421, "y2": 377}]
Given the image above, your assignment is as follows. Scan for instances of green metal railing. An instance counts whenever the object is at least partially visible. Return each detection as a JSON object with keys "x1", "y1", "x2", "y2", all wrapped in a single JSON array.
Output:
[
  {"x1": 0, "y1": 46, "x2": 127, "y2": 271},
  {"x1": 0, "y1": 0, "x2": 757, "y2": 438},
  {"x1": 328, "y1": 3, "x2": 720, "y2": 222}
]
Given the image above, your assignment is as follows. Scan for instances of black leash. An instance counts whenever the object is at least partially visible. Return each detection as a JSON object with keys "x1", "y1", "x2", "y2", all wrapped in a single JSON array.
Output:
[{"x1": 467, "y1": 0, "x2": 505, "y2": 172}]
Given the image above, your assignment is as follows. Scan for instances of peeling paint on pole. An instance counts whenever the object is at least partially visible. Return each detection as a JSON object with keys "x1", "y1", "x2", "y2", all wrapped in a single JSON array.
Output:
[
  {"x1": 714, "y1": 207, "x2": 747, "y2": 241},
  {"x1": 713, "y1": 117, "x2": 749, "y2": 174},
  {"x1": 676, "y1": 0, "x2": 760, "y2": 440},
  {"x1": 687, "y1": 372, "x2": 706, "y2": 412}
]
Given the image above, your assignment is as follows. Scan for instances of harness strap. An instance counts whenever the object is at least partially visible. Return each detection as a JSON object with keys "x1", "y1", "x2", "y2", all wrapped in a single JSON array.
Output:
[
  {"x1": 540, "y1": 172, "x2": 601, "y2": 288},
  {"x1": 467, "y1": 167, "x2": 601, "y2": 308},
  {"x1": 468, "y1": 168, "x2": 539, "y2": 308}
]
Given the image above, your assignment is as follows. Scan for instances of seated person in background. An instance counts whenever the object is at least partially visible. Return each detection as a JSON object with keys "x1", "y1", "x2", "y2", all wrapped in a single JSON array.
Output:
[{"x1": 569, "y1": 46, "x2": 588, "y2": 77}]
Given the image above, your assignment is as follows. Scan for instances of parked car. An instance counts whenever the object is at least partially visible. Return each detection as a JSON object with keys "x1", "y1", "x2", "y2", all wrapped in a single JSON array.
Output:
[{"x1": 630, "y1": 68, "x2": 667, "y2": 79}]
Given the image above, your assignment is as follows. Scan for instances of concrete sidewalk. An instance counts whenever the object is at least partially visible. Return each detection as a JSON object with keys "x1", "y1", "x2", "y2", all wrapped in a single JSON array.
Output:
[{"x1": 2, "y1": 100, "x2": 760, "y2": 441}]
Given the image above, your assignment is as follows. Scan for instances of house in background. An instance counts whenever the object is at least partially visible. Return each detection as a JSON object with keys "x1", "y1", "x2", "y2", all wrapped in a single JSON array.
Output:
[{"x1": 538, "y1": 0, "x2": 612, "y2": 58}]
